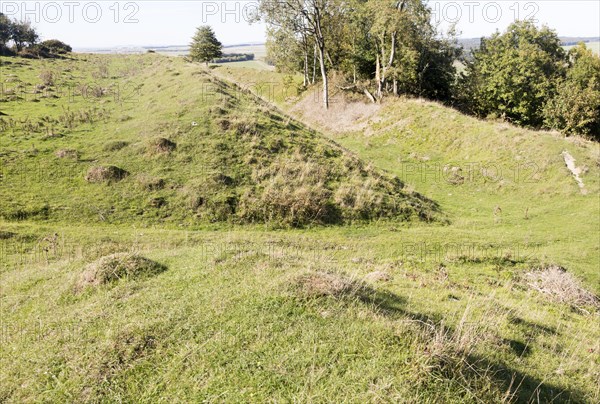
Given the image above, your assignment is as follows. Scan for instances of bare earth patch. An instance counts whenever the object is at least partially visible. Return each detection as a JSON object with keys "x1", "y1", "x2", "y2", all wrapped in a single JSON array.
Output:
[
  {"x1": 290, "y1": 89, "x2": 381, "y2": 134},
  {"x1": 562, "y1": 151, "x2": 587, "y2": 194}
]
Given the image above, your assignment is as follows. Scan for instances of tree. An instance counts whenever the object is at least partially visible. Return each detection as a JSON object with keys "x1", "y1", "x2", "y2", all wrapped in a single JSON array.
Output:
[
  {"x1": 257, "y1": 0, "x2": 344, "y2": 109},
  {"x1": 0, "y1": 13, "x2": 11, "y2": 47},
  {"x1": 189, "y1": 26, "x2": 223, "y2": 66},
  {"x1": 365, "y1": 0, "x2": 458, "y2": 100},
  {"x1": 461, "y1": 21, "x2": 566, "y2": 127},
  {"x1": 40, "y1": 39, "x2": 72, "y2": 54},
  {"x1": 265, "y1": 26, "x2": 305, "y2": 76},
  {"x1": 544, "y1": 43, "x2": 600, "y2": 139},
  {"x1": 10, "y1": 20, "x2": 39, "y2": 52}
]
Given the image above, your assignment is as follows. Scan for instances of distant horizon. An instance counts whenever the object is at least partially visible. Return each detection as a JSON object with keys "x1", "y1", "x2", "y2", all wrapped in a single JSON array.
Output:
[
  {"x1": 2, "y1": 1, "x2": 598, "y2": 49},
  {"x1": 71, "y1": 36, "x2": 600, "y2": 53}
]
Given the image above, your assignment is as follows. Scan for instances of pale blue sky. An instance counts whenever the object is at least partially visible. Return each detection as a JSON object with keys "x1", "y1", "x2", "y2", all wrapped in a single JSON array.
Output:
[{"x1": 0, "y1": 1, "x2": 598, "y2": 48}]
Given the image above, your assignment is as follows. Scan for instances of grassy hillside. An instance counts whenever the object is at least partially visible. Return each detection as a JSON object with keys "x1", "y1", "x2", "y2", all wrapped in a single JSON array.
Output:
[
  {"x1": 1, "y1": 55, "x2": 599, "y2": 402},
  {"x1": 218, "y1": 65, "x2": 600, "y2": 291},
  {"x1": 0, "y1": 55, "x2": 437, "y2": 227}
]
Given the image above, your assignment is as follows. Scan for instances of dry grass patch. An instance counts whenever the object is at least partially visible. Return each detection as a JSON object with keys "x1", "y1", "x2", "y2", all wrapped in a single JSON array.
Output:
[
  {"x1": 293, "y1": 271, "x2": 368, "y2": 298},
  {"x1": 364, "y1": 271, "x2": 393, "y2": 283},
  {"x1": 85, "y1": 166, "x2": 129, "y2": 183},
  {"x1": 525, "y1": 266, "x2": 599, "y2": 311},
  {"x1": 78, "y1": 253, "x2": 167, "y2": 288},
  {"x1": 55, "y1": 149, "x2": 79, "y2": 159}
]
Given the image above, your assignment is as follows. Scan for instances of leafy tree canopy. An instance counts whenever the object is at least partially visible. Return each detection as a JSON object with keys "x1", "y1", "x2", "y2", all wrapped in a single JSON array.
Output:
[{"x1": 189, "y1": 26, "x2": 223, "y2": 65}]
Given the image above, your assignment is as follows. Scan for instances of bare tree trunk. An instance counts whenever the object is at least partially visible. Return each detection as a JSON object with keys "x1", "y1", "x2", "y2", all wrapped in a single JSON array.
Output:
[
  {"x1": 314, "y1": 7, "x2": 329, "y2": 110},
  {"x1": 393, "y1": 79, "x2": 398, "y2": 96},
  {"x1": 303, "y1": 50, "x2": 309, "y2": 87},
  {"x1": 375, "y1": 54, "x2": 382, "y2": 101},
  {"x1": 364, "y1": 88, "x2": 376, "y2": 104},
  {"x1": 326, "y1": 50, "x2": 334, "y2": 69},
  {"x1": 376, "y1": 32, "x2": 397, "y2": 101},
  {"x1": 312, "y1": 44, "x2": 317, "y2": 84},
  {"x1": 317, "y1": 44, "x2": 329, "y2": 109}
]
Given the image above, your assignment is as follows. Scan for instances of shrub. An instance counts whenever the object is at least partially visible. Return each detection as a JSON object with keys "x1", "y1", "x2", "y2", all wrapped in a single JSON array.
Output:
[
  {"x1": 18, "y1": 47, "x2": 44, "y2": 59},
  {"x1": 543, "y1": 43, "x2": 600, "y2": 139},
  {"x1": 0, "y1": 44, "x2": 15, "y2": 56},
  {"x1": 39, "y1": 39, "x2": 72, "y2": 55},
  {"x1": 460, "y1": 21, "x2": 566, "y2": 127},
  {"x1": 213, "y1": 53, "x2": 254, "y2": 63},
  {"x1": 39, "y1": 69, "x2": 55, "y2": 86}
]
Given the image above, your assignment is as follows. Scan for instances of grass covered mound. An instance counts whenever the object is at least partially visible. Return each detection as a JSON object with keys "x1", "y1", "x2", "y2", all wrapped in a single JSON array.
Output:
[
  {"x1": 78, "y1": 253, "x2": 167, "y2": 288},
  {"x1": 0, "y1": 54, "x2": 440, "y2": 227},
  {"x1": 85, "y1": 166, "x2": 129, "y2": 183}
]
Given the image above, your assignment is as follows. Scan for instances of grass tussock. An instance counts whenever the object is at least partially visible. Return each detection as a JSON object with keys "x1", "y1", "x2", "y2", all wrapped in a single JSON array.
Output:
[
  {"x1": 85, "y1": 166, "x2": 129, "y2": 183},
  {"x1": 103, "y1": 140, "x2": 129, "y2": 152},
  {"x1": 55, "y1": 148, "x2": 79, "y2": 159},
  {"x1": 364, "y1": 271, "x2": 393, "y2": 283},
  {"x1": 148, "y1": 137, "x2": 176, "y2": 154},
  {"x1": 292, "y1": 271, "x2": 368, "y2": 299},
  {"x1": 0, "y1": 231, "x2": 16, "y2": 239},
  {"x1": 525, "y1": 265, "x2": 599, "y2": 310},
  {"x1": 136, "y1": 174, "x2": 166, "y2": 191},
  {"x1": 78, "y1": 253, "x2": 167, "y2": 288}
]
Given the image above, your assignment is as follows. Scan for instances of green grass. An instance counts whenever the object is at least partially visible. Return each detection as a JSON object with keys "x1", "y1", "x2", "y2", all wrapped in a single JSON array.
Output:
[
  {"x1": 0, "y1": 54, "x2": 435, "y2": 227},
  {"x1": 218, "y1": 65, "x2": 600, "y2": 292},
  {"x1": 214, "y1": 60, "x2": 273, "y2": 70},
  {"x1": 1, "y1": 54, "x2": 599, "y2": 402}
]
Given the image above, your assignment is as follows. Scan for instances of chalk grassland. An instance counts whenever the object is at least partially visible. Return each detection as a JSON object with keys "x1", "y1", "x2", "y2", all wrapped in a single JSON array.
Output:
[
  {"x1": 217, "y1": 64, "x2": 600, "y2": 290},
  {"x1": 0, "y1": 54, "x2": 599, "y2": 402}
]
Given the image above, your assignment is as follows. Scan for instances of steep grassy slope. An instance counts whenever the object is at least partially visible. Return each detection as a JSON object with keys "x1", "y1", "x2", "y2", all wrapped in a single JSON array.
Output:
[
  {"x1": 0, "y1": 55, "x2": 437, "y2": 227},
  {"x1": 1, "y1": 55, "x2": 599, "y2": 402},
  {"x1": 218, "y1": 65, "x2": 600, "y2": 291}
]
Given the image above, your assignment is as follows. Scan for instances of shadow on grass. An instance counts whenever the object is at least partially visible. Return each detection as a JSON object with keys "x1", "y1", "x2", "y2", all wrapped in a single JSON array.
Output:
[{"x1": 338, "y1": 283, "x2": 587, "y2": 403}]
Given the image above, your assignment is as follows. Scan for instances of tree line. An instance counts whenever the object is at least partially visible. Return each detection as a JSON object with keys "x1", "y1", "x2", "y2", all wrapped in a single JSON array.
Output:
[
  {"x1": 253, "y1": 0, "x2": 599, "y2": 139},
  {"x1": 0, "y1": 13, "x2": 72, "y2": 58}
]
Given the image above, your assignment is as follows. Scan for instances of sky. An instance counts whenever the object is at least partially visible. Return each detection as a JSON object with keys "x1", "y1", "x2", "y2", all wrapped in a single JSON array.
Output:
[{"x1": 0, "y1": 1, "x2": 598, "y2": 48}]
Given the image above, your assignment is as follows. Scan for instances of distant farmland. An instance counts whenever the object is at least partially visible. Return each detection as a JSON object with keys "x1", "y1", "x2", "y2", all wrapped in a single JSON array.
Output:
[{"x1": 564, "y1": 41, "x2": 600, "y2": 55}]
